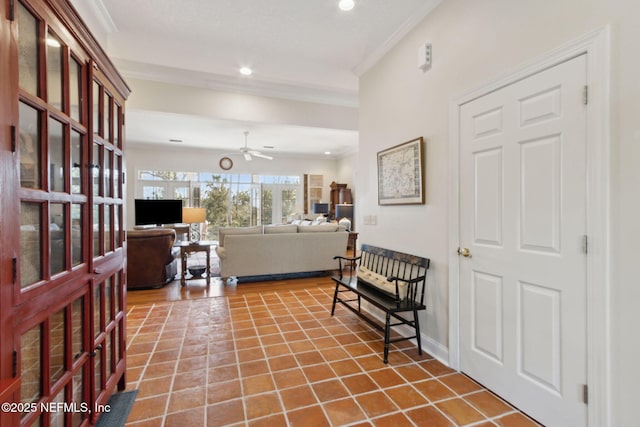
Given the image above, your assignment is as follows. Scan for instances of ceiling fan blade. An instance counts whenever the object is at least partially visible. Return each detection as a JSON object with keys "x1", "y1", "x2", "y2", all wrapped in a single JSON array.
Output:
[
  {"x1": 252, "y1": 152, "x2": 273, "y2": 160},
  {"x1": 243, "y1": 152, "x2": 252, "y2": 161}
]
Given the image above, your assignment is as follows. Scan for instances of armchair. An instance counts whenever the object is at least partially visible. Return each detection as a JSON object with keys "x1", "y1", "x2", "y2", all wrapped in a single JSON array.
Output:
[{"x1": 126, "y1": 228, "x2": 179, "y2": 289}]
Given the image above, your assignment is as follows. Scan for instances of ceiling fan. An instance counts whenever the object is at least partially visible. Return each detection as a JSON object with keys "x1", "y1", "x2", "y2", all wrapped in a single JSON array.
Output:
[{"x1": 239, "y1": 131, "x2": 273, "y2": 161}]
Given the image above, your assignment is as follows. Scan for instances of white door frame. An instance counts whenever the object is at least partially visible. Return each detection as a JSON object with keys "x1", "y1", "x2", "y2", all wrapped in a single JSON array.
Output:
[{"x1": 448, "y1": 27, "x2": 610, "y2": 426}]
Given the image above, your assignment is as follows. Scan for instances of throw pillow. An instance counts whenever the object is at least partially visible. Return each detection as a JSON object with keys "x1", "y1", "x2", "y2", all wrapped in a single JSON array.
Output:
[{"x1": 357, "y1": 265, "x2": 408, "y2": 300}]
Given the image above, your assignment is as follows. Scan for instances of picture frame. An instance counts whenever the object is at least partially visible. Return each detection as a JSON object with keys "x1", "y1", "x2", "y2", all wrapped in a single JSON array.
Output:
[{"x1": 377, "y1": 137, "x2": 425, "y2": 205}]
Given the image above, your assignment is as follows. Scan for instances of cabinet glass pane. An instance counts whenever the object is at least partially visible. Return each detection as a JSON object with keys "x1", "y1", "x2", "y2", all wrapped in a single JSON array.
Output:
[
  {"x1": 50, "y1": 309, "x2": 65, "y2": 385},
  {"x1": 115, "y1": 273, "x2": 122, "y2": 313},
  {"x1": 104, "y1": 277, "x2": 112, "y2": 323},
  {"x1": 104, "y1": 150, "x2": 111, "y2": 197},
  {"x1": 50, "y1": 388, "x2": 65, "y2": 427},
  {"x1": 104, "y1": 93, "x2": 111, "y2": 141},
  {"x1": 72, "y1": 368, "x2": 85, "y2": 426},
  {"x1": 70, "y1": 57, "x2": 82, "y2": 122},
  {"x1": 46, "y1": 32, "x2": 63, "y2": 110},
  {"x1": 114, "y1": 205, "x2": 121, "y2": 248},
  {"x1": 115, "y1": 320, "x2": 121, "y2": 365},
  {"x1": 71, "y1": 297, "x2": 83, "y2": 360},
  {"x1": 92, "y1": 143, "x2": 100, "y2": 195},
  {"x1": 104, "y1": 205, "x2": 111, "y2": 253},
  {"x1": 71, "y1": 130, "x2": 82, "y2": 194},
  {"x1": 114, "y1": 154, "x2": 121, "y2": 199},
  {"x1": 71, "y1": 203, "x2": 83, "y2": 266},
  {"x1": 106, "y1": 331, "x2": 113, "y2": 379},
  {"x1": 93, "y1": 283, "x2": 102, "y2": 338},
  {"x1": 20, "y1": 202, "x2": 42, "y2": 287},
  {"x1": 93, "y1": 204, "x2": 100, "y2": 258},
  {"x1": 50, "y1": 203, "x2": 66, "y2": 275},
  {"x1": 17, "y1": 2, "x2": 39, "y2": 95},
  {"x1": 94, "y1": 347, "x2": 102, "y2": 398},
  {"x1": 92, "y1": 81, "x2": 100, "y2": 135},
  {"x1": 21, "y1": 324, "x2": 42, "y2": 409},
  {"x1": 19, "y1": 102, "x2": 41, "y2": 189},
  {"x1": 48, "y1": 117, "x2": 65, "y2": 192},
  {"x1": 115, "y1": 104, "x2": 121, "y2": 148}
]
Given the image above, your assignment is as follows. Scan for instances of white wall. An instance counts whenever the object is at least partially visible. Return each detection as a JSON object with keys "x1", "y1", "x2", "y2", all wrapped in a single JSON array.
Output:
[
  {"x1": 358, "y1": 0, "x2": 639, "y2": 424},
  {"x1": 124, "y1": 144, "x2": 341, "y2": 228},
  {"x1": 126, "y1": 78, "x2": 358, "y2": 131}
]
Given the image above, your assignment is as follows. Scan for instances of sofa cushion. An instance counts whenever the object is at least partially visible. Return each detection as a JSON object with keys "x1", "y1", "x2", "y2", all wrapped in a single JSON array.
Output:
[
  {"x1": 357, "y1": 265, "x2": 408, "y2": 300},
  {"x1": 298, "y1": 224, "x2": 339, "y2": 233},
  {"x1": 218, "y1": 226, "x2": 263, "y2": 247},
  {"x1": 264, "y1": 224, "x2": 298, "y2": 234}
]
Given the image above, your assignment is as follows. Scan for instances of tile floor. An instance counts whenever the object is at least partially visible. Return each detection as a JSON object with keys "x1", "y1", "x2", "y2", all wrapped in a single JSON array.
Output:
[{"x1": 124, "y1": 285, "x2": 541, "y2": 426}]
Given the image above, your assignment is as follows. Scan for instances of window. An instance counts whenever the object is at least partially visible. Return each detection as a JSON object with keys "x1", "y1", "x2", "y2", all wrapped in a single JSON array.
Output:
[{"x1": 137, "y1": 170, "x2": 301, "y2": 239}]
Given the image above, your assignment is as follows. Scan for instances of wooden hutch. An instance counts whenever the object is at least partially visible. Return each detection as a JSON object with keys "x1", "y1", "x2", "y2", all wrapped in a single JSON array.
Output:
[{"x1": 1, "y1": 0, "x2": 130, "y2": 425}]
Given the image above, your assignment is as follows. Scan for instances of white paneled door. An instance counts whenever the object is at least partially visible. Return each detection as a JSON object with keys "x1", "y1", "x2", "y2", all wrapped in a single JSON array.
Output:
[{"x1": 459, "y1": 55, "x2": 588, "y2": 426}]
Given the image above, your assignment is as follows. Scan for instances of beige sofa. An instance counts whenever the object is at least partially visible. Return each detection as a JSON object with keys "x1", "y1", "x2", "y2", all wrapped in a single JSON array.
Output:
[{"x1": 215, "y1": 224, "x2": 348, "y2": 280}]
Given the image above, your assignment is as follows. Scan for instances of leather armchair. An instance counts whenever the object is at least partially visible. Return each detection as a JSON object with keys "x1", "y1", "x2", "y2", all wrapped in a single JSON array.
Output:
[{"x1": 126, "y1": 228, "x2": 179, "y2": 289}]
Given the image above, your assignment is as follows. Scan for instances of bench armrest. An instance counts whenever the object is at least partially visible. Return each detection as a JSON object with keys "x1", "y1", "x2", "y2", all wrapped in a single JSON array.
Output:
[
  {"x1": 333, "y1": 255, "x2": 361, "y2": 280},
  {"x1": 387, "y1": 275, "x2": 426, "y2": 285},
  {"x1": 387, "y1": 275, "x2": 426, "y2": 304}
]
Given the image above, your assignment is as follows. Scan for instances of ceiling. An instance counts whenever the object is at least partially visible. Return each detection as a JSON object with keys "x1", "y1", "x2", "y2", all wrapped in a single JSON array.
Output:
[{"x1": 73, "y1": 0, "x2": 440, "y2": 158}]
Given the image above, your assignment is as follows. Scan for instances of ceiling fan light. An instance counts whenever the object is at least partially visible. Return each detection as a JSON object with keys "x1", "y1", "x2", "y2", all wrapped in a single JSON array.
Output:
[{"x1": 338, "y1": 0, "x2": 355, "y2": 11}]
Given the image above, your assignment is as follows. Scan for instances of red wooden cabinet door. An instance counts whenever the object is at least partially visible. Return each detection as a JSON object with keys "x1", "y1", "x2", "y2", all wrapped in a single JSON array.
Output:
[{"x1": 1, "y1": 1, "x2": 130, "y2": 425}]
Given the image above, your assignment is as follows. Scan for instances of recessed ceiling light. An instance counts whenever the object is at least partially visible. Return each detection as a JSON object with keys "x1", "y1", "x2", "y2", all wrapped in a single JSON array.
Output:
[
  {"x1": 324, "y1": 151, "x2": 332, "y2": 155},
  {"x1": 338, "y1": 0, "x2": 355, "y2": 11},
  {"x1": 239, "y1": 67, "x2": 253, "y2": 76}
]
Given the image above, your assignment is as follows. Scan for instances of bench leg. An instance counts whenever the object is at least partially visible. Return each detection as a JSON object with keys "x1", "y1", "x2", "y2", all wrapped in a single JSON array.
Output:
[
  {"x1": 383, "y1": 312, "x2": 392, "y2": 364},
  {"x1": 414, "y1": 309, "x2": 423, "y2": 355},
  {"x1": 331, "y1": 282, "x2": 340, "y2": 316}
]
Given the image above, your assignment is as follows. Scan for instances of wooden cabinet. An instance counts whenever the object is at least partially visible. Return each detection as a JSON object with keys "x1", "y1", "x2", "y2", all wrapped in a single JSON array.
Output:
[
  {"x1": 1, "y1": 1, "x2": 130, "y2": 425},
  {"x1": 329, "y1": 181, "x2": 352, "y2": 219}
]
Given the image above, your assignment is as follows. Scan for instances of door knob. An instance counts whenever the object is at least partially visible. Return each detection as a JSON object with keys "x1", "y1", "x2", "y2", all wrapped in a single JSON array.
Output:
[{"x1": 457, "y1": 247, "x2": 472, "y2": 258}]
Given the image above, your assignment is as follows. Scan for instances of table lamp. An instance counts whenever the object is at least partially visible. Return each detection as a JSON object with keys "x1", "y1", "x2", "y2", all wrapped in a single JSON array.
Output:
[
  {"x1": 312, "y1": 202, "x2": 329, "y2": 217},
  {"x1": 182, "y1": 207, "x2": 206, "y2": 243},
  {"x1": 335, "y1": 204, "x2": 354, "y2": 231}
]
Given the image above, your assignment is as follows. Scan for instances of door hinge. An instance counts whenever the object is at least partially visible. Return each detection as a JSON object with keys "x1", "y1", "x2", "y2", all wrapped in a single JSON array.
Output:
[
  {"x1": 12, "y1": 350, "x2": 17, "y2": 377},
  {"x1": 582, "y1": 384, "x2": 589, "y2": 404},
  {"x1": 12, "y1": 257, "x2": 17, "y2": 283},
  {"x1": 582, "y1": 235, "x2": 588, "y2": 254},
  {"x1": 583, "y1": 85, "x2": 589, "y2": 105},
  {"x1": 9, "y1": 0, "x2": 15, "y2": 21},
  {"x1": 11, "y1": 125, "x2": 16, "y2": 152}
]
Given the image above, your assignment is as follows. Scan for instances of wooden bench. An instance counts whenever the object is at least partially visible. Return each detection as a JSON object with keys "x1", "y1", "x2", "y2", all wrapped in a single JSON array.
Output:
[{"x1": 331, "y1": 244, "x2": 430, "y2": 363}]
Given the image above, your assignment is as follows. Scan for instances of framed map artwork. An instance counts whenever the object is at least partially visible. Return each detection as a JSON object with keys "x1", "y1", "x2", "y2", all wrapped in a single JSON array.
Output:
[{"x1": 377, "y1": 137, "x2": 425, "y2": 205}]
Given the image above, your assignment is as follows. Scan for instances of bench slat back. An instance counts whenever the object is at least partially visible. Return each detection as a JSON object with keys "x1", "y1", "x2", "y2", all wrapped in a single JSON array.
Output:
[{"x1": 360, "y1": 244, "x2": 430, "y2": 306}]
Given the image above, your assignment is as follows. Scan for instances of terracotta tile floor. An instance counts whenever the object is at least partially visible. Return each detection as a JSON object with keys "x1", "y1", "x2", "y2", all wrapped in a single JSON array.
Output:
[{"x1": 124, "y1": 285, "x2": 541, "y2": 426}]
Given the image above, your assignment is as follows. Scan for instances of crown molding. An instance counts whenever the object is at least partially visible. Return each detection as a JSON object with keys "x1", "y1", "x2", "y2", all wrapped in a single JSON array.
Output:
[
  {"x1": 70, "y1": 0, "x2": 118, "y2": 35},
  {"x1": 114, "y1": 58, "x2": 359, "y2": 108},
  {"x1": 353, "y1": 0, "x2": 442, "y2": 76}
]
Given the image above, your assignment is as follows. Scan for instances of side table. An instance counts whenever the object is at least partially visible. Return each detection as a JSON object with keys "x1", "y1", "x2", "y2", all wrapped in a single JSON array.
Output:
[
  {"x1": 347, "y1": 232, "x2": 358, "y2": 258},
  {"x1": 175, "y1": 241, "x2": 215, "y2": 286}
]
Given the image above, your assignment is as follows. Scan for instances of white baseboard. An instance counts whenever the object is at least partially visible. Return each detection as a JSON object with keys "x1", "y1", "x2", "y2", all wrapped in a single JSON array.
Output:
[{"x1": 359, "y1": 304, "x2": 451, "y2": 367}]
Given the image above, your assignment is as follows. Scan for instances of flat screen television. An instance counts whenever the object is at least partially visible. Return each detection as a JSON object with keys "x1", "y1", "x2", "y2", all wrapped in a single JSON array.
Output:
[{"x1": 134, "y1": 199, "x2": 183, "y2": 226}]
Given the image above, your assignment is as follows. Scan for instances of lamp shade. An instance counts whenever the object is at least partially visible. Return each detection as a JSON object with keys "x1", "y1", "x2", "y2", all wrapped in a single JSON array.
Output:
[
  {"x1": 182, "y1": 207, "x2": 206, "y2": 224},
  {"x1": 312, "y1": 203, "x2": 329, "y2": 215}
]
